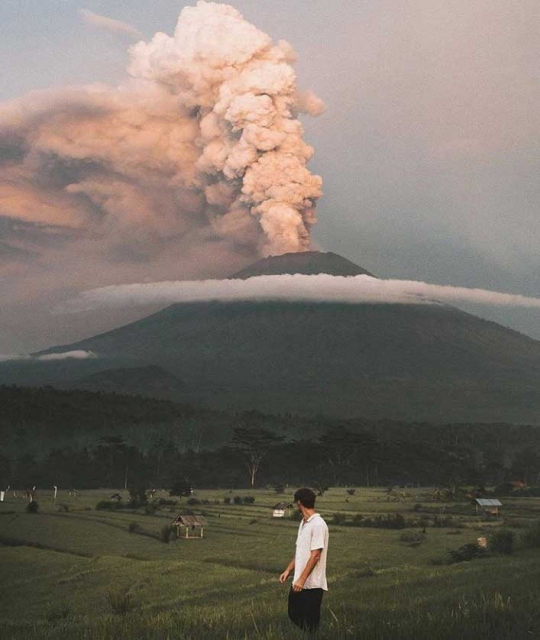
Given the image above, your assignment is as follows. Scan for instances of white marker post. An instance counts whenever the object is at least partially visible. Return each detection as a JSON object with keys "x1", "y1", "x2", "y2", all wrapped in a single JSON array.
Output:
[{"x1": 53, "y1": 485, "x2": 58, "y2": 500}]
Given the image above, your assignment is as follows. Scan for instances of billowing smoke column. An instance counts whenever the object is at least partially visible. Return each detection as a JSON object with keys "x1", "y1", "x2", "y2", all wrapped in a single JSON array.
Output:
[
  {"x1": 130, "y1": 2, "x2": 324, "y2": 253},
  {"x1": 0, "y1": 1, "x2": 324, "y2": 262}
]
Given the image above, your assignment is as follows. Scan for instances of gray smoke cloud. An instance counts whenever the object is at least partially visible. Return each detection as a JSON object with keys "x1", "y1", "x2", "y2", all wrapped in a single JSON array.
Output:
[{"x1": 61, "y1": 274, "x2": 540, "y2": 313}]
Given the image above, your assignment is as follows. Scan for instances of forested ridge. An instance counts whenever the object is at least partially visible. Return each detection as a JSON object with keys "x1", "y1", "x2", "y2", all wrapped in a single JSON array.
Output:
[{"x1": 2, "y1": 385, "x2": 540, "y2": 491}]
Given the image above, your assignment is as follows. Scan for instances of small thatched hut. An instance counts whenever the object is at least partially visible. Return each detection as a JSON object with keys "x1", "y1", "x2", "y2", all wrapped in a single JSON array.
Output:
[
  {"x1": 272, "y1": 502, "x2": 293, "y2": 518},
  {"x1": 171, "y1": 514, "x2": 207, "y2": 538}
]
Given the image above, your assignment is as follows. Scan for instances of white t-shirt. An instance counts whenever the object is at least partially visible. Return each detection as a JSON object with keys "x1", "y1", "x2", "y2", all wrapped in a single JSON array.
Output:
[{"x1": 293, "y1": 513, "x2": 329, "y2": 590}]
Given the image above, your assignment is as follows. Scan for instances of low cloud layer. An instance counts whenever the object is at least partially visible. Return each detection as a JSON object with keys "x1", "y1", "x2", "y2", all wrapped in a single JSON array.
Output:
[
  {"x1": 61, "y1": 274, "x2": 540, "y2": 313},
  {"x1": 0, "y1": 350, "x2": 96, "y2": 362}
]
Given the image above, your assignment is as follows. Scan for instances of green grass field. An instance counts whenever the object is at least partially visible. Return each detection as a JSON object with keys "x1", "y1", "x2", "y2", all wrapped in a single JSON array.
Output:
[{"x1": 2, "y1": 487, "x2": 540, "y2": 639}]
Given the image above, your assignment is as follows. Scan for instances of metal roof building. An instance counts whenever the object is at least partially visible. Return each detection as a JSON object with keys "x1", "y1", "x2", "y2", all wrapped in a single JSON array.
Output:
[{"x1": 474, "y1": 498, "x2": 502, "y2": 515}]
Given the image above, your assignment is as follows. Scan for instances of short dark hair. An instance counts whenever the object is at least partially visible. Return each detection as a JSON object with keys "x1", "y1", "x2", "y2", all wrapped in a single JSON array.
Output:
[{"x1": 294, "y1": 487, "x2": 316, "y2": 508}]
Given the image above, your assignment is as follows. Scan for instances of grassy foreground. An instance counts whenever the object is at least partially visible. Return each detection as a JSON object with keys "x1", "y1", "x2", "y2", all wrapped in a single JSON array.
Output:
[{"x1": 1, "y1": 487, "x2": 540, "y2": 639}]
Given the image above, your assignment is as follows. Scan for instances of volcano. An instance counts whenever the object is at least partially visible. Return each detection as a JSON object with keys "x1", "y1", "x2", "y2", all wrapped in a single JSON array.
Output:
[
  {"x1": 6, "y1": 251, "x2": 540, "y2": 423},
  {"x1": 230, "y1": 251, "x2": 375, "y2": 279}
]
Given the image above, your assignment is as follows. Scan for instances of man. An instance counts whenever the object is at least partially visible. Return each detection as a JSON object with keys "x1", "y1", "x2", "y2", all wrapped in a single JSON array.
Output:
[{"x1": 279, "y1": 487, "x2": 329, "y2": 633}]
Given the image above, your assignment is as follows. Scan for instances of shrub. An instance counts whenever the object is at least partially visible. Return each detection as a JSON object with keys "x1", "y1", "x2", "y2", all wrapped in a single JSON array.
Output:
[
  {"x1": 522, "y1": 521, "x2": 540, "y2": 548},
  {"x1": 493, "y1": 482, "x2": 514, "y2": 496},
  {"x1": 489, "y1": 529, "x2": 515, "y2": 555},
  {"x1": 400, "y1": 532, "x2": 426, "y2": 546},
  {"x1": 233, "y1": 496, "x2": 242, "y2": 505},
  {"x1": 249, "y1": 518, "x2": 258, "y2": 525},
  {"x1": 128, "y1": 522, "x2": 141, "y2": 534},
  {"x1": 169, "y1": 481, "x2": 192, "y2": 497},
  {"x1": 413, "y1": 503, "x2": 423, "y2": 512},
  {"x1": 382, "y1": 514, "x2": 405, "y2": 529},
  {"x1": 128, "y1": 486, "x2": 148, "y2": 508},
  {"x1": 274, "y1": 483, "x2": 285, "y2": 494},
  {"x1": 57, "y1": 503, "x2": 69, "y2": 513},
  {"x1": 351, "y1": 514, "x2": 364, "y2": 526},
  {"x1": 107, "y1": 587, "x2": 135, "y2": 615},
  {"x1": 332, "y1": 512, "x2": 347, "y2": 525},
  {"x1": 144, "y1": 503, "x2": 158, "y2": 515},
  {"x1": 160, "y1": 524, "x2": 176, "y2": 543},
  {"x1": 223, "y1": 497, "x2": 231, "y2": 504},
  {"x1": 96, "y1": 501, "x2": 122, "y2": 511},
  {"x1": 346, "y1": 489, "x2": 356, "y2": 496},
  {"x1": 187, "y1": 498, "x2": 201, "y2": 506},
  {"x1": 353, "y1": 513, "x2": 407, "y2": 529},
  {"x1": 157, "y1": 498, "x2": 177, "y2": 506},
  {"x1": 26, "y1": 501, "x2": 39, "y2": 514},
  {"x1": 243, "y1": 496, "x2": 255, "y2": 504},
  {"x1": 388, "y1": 514, "x2": 405, "y2": 529},
  {"x1": 448, "y1": 543, "x2": 490, "y2": 564},
  {"x1": 433, "y1": 514, "x2": 460, "y2": 528},
  {"x1": 290, "y1": 509, "x2": 303, "y2": 521}
]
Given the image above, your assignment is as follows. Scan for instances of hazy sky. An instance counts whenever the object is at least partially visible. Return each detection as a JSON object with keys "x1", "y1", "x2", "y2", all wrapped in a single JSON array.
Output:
[{"x1": 1, "y1": 0, "x2": 539, "y2": 352}]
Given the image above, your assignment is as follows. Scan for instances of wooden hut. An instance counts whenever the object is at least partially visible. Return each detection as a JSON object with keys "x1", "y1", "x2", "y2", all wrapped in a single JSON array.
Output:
[
  {"x1": 272, "y1": 502, "x2": 293, "y2": 518},
  {"x1": 171, "y1": 514, "x2": 207, "y2": 539},
  {"x1": 475, "y1": 498, "x2": 502, "y2": 516}
]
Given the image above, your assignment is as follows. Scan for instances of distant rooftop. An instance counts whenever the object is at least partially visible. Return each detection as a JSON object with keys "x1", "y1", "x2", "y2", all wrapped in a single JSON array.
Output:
[{"x1": 172, "y1": 515, "x2": 207, "y2": 526}]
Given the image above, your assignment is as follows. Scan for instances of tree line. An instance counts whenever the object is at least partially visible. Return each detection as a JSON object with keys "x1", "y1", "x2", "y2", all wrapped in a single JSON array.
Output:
[
  {"x1": 2, "y1": 385, "x2": 540, "y2": 491},
  {"x1": 2, "y1": 424, "x2": 540, "y2": 492}
]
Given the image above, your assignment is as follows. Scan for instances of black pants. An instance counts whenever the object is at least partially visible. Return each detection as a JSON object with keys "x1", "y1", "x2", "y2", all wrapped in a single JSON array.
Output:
[{"x1": 288, "y1": 587, "x2": 324, "y2": 632}]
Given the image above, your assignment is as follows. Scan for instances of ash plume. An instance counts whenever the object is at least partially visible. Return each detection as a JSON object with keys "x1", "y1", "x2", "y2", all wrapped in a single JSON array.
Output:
[{"x1": 0, "y1": 1, "x2": 323, "y2": 265}]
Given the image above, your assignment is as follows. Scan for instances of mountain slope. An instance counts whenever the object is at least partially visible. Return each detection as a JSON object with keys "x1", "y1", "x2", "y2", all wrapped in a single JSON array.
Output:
[{"x1": 6, "y1": 251, "x2": 540, "y2": 423}]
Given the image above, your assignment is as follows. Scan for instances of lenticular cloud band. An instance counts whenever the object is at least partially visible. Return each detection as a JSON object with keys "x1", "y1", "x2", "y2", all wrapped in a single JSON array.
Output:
[{"x1": 61, "y1": 274, "x2": 540, "y2": 313}]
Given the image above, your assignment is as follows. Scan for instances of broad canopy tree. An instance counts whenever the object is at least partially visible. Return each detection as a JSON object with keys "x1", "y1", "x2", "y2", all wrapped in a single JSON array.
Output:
[{"x1": 231, "y1": 427, "x2": 283, "y2": 488}]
